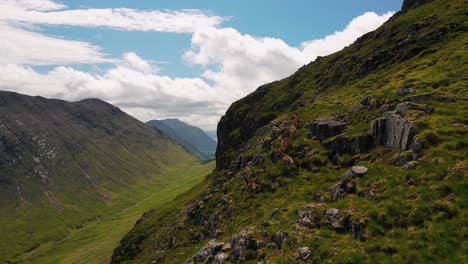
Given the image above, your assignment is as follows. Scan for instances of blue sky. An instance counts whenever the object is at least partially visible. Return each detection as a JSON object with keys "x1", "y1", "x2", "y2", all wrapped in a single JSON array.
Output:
[{"x1": 0, "y1": 0, "x2": 402, "y2": 129}]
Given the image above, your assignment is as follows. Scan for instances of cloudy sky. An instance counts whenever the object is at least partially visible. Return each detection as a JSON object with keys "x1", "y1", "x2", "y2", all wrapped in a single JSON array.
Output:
[{"x1": 0, "y1": 0, "x2": 402, "y2": 131}]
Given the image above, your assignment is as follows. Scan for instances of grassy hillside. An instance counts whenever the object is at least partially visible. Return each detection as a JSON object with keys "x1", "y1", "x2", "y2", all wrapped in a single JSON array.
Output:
[
  {"x1": 0, "y1": 91, "x2": 209, "y2": 262},
  {"x1": 15, "y1": 160, "x2": 214, "y2": 264},
  {"x1": 112, "y1": 0, "x2": 467, "y2": 263}
]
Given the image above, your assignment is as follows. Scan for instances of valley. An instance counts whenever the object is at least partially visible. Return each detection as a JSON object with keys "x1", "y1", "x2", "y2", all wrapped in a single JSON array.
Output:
[{"x1": 13, "y1": 160, "x2": 214, "y2": 264}]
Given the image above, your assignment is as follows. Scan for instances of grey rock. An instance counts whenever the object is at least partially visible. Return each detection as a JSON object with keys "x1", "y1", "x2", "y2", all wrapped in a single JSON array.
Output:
[
  {"x1": 393, "y1": 152, "x2": 411, "y2": 166},
  {"x1": 409, "y1": 93, "x2": 434, "y2": 103},
  {"x1": 403, "y1": 161, "x2": 418, "y2": 170},
  {"x1": 370, "y1": 111, "x2": 418, "y2": 150},
  {"x1": 358, "y1": 95, "x2": 372, "y2": 106},
  {"x1": 326, "y1": 208, "x2": 341, "y2": 229},
  {"x1": 348, "y1": 220, "x2": 366, "y2": 240},
  {"x1": 330, "y1": 173, "x2": 357, "y2": 201},
  {"x1": 187, "y1": 239, "x2": 225, "y2": 263},
  {"x1": 395, "y1": 102, "x2": 434, "y2": 116},
  {"x1": 397, "y1": 84, "x2": 415, "y2": 96},
  {"x1": 230, "y1": 227, "x2": 258, "y2": 264},
  {"x1": 297, "y1": 247, "x2": 311, "y2": 261},
  {"x1": 272, "y1": 231, "x2": 290, "y2": 249},
  {"x1": 328, "y1": 134, "x2": 374, "y2": 156},
  {"x1": 438, "y1": 96, "x2": 455, "y2": 103},
  {"x1": 214, "y1": 252, "x2": 229, "y2": 264},
  {"x1": 307, "y1": 117, "x2": 346, "y2": 141},
  {"x1": 351, "y1": 166, "x2": 368, "y2": 176}
]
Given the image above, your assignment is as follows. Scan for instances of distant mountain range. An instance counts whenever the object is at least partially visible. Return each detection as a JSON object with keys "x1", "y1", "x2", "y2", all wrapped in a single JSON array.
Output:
[{"x1": 146, "y1": 119, "x2": 217, "y2": 160}]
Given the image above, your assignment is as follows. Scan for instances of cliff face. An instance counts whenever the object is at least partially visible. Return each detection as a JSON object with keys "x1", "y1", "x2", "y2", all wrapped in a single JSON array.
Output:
[{"x1": 113, "y1": 0, "x2": 467, "y2": 263}]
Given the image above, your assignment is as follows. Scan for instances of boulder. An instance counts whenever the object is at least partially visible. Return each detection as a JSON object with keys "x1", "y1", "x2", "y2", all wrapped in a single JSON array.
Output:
[
  {"x1": 397, "y1": 84, "x2": 415, "y2": 96},
  {"x1": 348, "y1": 220, "x2": 366, "y2": 240},
  {"x1": 328, "y1": 134, "x2": 374, "y2": 156},
  {"x1": 295, "y1": 204, "x2": 320, "y2": 228},
  {"x1": 272, "y1": 231, "x2": 290, "y2": 249},
  {"x1": 326, "y1": 208, "x2": 341, "y2": 229},
  {"x1": 403, "y1": 161, "x2": 418, "y2": 170},
  {"x1": 297, "y1": 247, "x2": 312, "y2": 261},
  {"x1": 186, "y1": 239, "x2": 225, "y2": 264},
  {"x1": 330, "y1": 177, "x2": 357, "y2": 201},
  {"x1": 351, "y1": 166, "x2": 368, "y2": 176},
  {"x1": 409, "y1": 93, "x2": 434, "y2": 103},
  {"x1": 214, "y1": 252, "x2": 229, "y2": 264},
  {"x1": 358, "y1": 95, "x2": 372, "y2": 106},
  {"x1": 395, "y1": 102, "x2": 434, "y2": 116},
  {"x1": 393, "y1": 152, "x2": 411, "y2": 166},
  {"x1": 369, "y1": 111, "x2": 418, "y2": 150},
  {"x1": 230, "y1": 227, "x2": 259, "y2": 264},
  {"x1": 307, "y1": 117, "x2": 347, "y2": 141},
  {"x1": 438, "y1": 96, "x2": 455, "y2": 103}
]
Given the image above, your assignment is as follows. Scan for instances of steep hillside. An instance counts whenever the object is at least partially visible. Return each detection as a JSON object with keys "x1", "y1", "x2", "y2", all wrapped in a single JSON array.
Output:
[
  {"x1": 147, "y1": 119, "x2": 217, "y2": 160},
  {"x1": 113, "y1": 0, "x2": 467, "y2": 263},
  {"x1": 0, "y1": 90, "x2": 198, "y2": 262}
]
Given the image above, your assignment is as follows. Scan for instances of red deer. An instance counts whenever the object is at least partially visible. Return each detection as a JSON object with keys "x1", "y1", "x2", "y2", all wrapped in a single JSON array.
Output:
[
  {"x1": 280, "y1": 136, "x2": 291, "y2": 152},
  {"x1": 293, "y1": 113, "x2": 302, "y2": 127},
  {"x1": 289, "y1": 124, "x2": 297, "y2": 138},
  {"x1": 281, "y1": 153, "x2": 295, "y2": 167}
]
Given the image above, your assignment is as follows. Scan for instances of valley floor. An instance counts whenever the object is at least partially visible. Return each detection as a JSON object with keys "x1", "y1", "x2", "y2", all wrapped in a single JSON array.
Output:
[{"x1": 13, "y1": 160, "x2": 214, "y2": 264}]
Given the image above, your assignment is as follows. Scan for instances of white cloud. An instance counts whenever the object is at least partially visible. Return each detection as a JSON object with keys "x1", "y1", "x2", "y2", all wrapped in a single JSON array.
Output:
[
  {"x1": 0, "y1": 5, "x2": 394, "y2": 129},
  {"x1": 183, "y1": 11, "x2": 395, "y2": 104},
  {"x1": 121, "y1": 52, "x2": 156, "y2": 74},
  {"x1": 0, "y1": 22, "x2": 112, "y2": 65},
  {"x1": 0, "y1": 1, "x2": 227, "y2": 33},
  {"x1": 301, "y1": 12, "x2": 395, "y2": 60}
]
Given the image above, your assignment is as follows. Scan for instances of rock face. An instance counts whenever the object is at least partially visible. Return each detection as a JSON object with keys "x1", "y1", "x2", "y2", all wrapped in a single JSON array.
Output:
[
  {"x1": 326, "y1": 208, "x2": 341, "y2": 229},
  {"x1": 307, "y1": 118, "x2": 347, "y2": 141},
  {"x1": 186, "y1": 239, "x2": 225, "y2": 264},
  {"x1": 370, "y1": 111, "x2": 417, "y2": 150},
  {"x1": 230, "y1": 228, "x2": 259, "y2": 264},
  {"x1": 328, "y1": 134, "x2": 374, "y2": 156}
]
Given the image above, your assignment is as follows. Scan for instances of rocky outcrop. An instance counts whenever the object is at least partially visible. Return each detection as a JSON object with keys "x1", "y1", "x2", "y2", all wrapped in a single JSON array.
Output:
[
  {"x1": 230, "y1": 227, "x2": 260, "y2": 264},
  {"x1": 297, "y1": 247, "x2": 311, "y2": 261},
  {"x1": 370, "y1": 111, "x2": 417, "y2": 150},
  {"x1": 307, "y1": 118, "x2": 347, "y2": 141},
  {"x1": 186, "y1": 239, "x2": 225, "y2": 264},
  {"x1": 326, "y1": 208, "x2": 341, "y2": 229},
  {"x1": 330, "y1": 177, "x2": 357, "y2": 201},
  {"x1": 328, "y1": 134, "x2": 374, "y2": 156}
]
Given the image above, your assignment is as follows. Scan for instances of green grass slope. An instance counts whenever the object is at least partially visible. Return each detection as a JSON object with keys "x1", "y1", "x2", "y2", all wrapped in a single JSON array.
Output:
[
  {"x1": 112, "y1": 0, "x2": 467, "y2": 263},
  {"x1": 0, "y1": 91, "x2": 208, "y2": 262},
  {"x1": 17, "y1": 160, "x2": 214, "y2": 264}
]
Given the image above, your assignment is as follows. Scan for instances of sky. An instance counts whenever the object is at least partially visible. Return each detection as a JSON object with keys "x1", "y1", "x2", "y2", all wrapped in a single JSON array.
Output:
[{"x1": 0, "y1": 0, "x2": 403, "y2": 131}]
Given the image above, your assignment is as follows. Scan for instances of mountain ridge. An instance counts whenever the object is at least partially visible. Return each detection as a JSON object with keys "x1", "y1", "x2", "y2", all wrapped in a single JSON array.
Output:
[
  {"x1": 147, "y1": 118, "x2": 217, "y2": 160},
  {"x1": 0, "y1": 89, "x2": 198, "y2": 262}
]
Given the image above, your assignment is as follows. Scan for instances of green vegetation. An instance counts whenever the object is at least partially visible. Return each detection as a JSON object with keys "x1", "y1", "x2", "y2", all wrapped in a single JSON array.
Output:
[
  {"x1": 9, "y1": 160, "x2": 214, "y2": 264},
  {"x1": 113, "y1": 0, "x2": 467, "y2": 263}
]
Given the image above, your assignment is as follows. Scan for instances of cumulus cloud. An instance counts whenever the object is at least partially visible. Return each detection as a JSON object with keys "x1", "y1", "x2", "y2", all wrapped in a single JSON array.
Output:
[
  {"x1": 301, "y1": 12, "x2": 395, "y2": 60},
  {"x1": 183, "y1": 11, "x2": 395, "y2": 103},
  {"x1": 0, "y1": 1, "x2": 227, "y2": 33},
  {"x1": 0, "y1": 1, "x2": 394, "y2": 129}
]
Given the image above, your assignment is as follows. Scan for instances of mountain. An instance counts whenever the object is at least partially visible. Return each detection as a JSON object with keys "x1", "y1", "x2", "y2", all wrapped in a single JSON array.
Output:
[
  {"x1": 0, "y1": 90, "x2": 200, "y2": 262},
  {"x1": 147, "y1": 119, "x2": 217, "y2": 160},
  {"x1": 113, "y1": 0, "x2": 467, "y2": 263}
]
